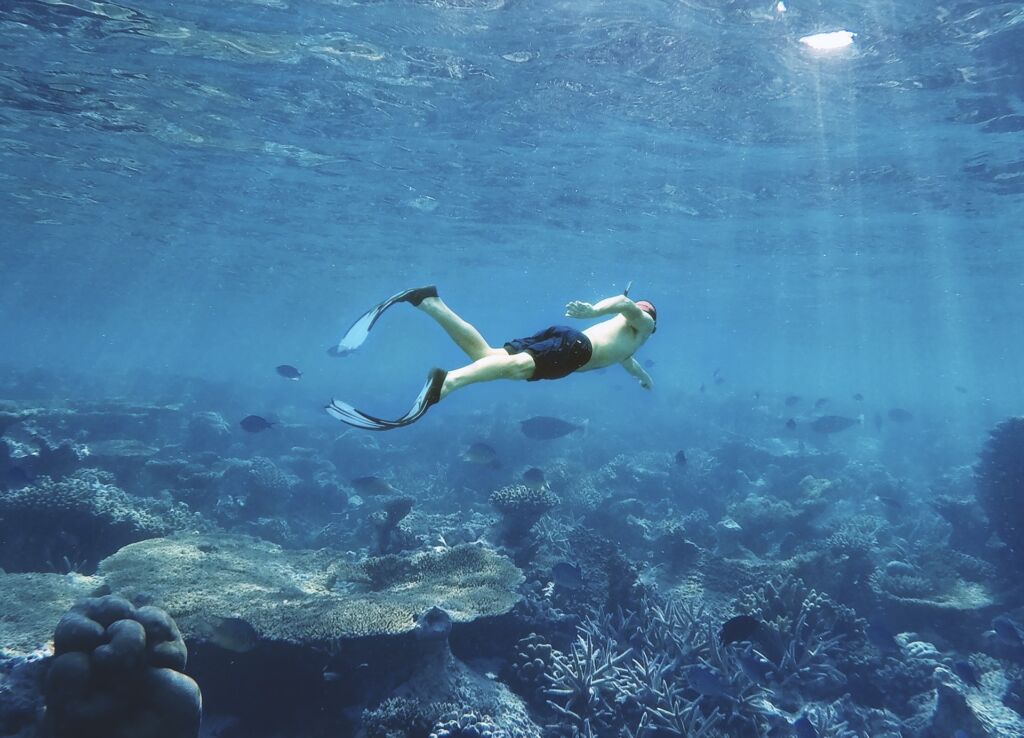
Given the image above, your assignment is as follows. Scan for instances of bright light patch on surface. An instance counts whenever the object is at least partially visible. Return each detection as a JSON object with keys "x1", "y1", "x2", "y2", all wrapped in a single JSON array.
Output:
[
  {"x1": 799, "y1": 30, "x2": 855, "y2": 52},
  {"x1": 775, "y1": 1, "x2": 786, "y2": 13}
]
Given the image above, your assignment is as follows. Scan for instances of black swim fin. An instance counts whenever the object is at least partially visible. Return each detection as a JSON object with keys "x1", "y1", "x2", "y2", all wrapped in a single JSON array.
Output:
[
  {"x1": 328, "y1": 286, "x2": 438, "y2": 357},
  {"x1": 325, "y1": 368, "x2": 446, "y2": 431}
]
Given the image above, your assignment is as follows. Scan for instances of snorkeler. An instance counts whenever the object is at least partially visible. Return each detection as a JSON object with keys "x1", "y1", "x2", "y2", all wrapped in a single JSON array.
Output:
[{"x1": 325, "y1": 285, "x2": 656, "y2": 430}]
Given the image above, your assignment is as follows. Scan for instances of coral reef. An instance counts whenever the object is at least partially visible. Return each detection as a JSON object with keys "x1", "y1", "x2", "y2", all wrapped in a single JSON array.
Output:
[
  {"x1": 0, "y1": 469, "x2": 195, "y2": 574},
  {"x1": 43, "y1": 595, "x2": 201, "y2": 738},
  {"x1": 97, "y1": 534, "x2": 524, "y2": 641},
  {"x1": 975, "y1": 417, "x2": 1024, "y2": 565},
  {"x1": 490, "y1": 485, "x2": 560, "y2": 545},
  {"x1": 361, "y1": 604, "x2": 540, "y2": 738},
  {"x1": 430, "y1": 711, "x2": 508, "y2": 738}
]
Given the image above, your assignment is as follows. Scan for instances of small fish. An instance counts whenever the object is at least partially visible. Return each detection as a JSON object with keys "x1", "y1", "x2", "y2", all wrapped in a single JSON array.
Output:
[
  {"x1": 810, "y1": 415, "x2": 861, "y2": 434},
  {"x1": 814, "y1": 397, "x2": 829, "y2": 409},
  {"x1": 712, "y1": 367, "x2": 721, "y2": 377},
  {"x1": 785, "y1": 418, "x2": 797, "y2": 431},
  {"x1": 520, "y1": 416, "x2": 583, "y2": 440},
  {"x1": 683, "y1": 664, "x2": 729, "y2": 696},
  {"x1": 852, "y1": 393, "x2": 864, "y2": 401},
  {"x1": 462, "y1": 442, "x2": 500, "y2": 467},
  {"x1": 953, "y1": 660, "x2": 979, "y2": 688},
  {"x1": 276, "y1": 364, "x2": 302, "y2": 380},
  {"x1": 195, "y1": 616, "x2": 258, "y2": 653},
  {"x1": 888, "y1": 408, "x2": 914, "y2": 423},
  {"x1": 955, "y1": 385, "x2": 968, "y2": 394},
  {"x1": 522, "y1": 467, "x2": 547, "y2": 490},
  {"x1": 643, "y1": 358, "x2": 655, "y2": 369},
  {"x1": 720, "y1": 614, "x2": 760, "y2": 645},
  {"x1": 793, "y1": 715, "x2": 819, "y2": 738},
  {"x1": 785, "y1": 395, "x2": 801, "y2": 407},
  {"x1": 992, "y1": 615, "x2": 1023, "y2": 645},
  {"x1": 875, "y1": 495, "x2": 904, "y2": 511},
  {"x1": 552, "y1": 562, "x2": 583, "y2": 590},
  {"x1": 735, "y1": 646, "x2": 774, "y2": 684},
  {"x1": 675, "y1": 450, "x2": 687, "y2": 466},
  {"x1": 239, "y1": 415, "x2": 275, "y2": 433},
  {"x1": 349, "y1": 476, "x2": 397, "y2": 496}
]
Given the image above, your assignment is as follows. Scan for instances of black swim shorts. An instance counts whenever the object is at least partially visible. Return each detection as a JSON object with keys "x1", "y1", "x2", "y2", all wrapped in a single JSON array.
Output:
[{"x1": 504, "y1": 325, "x2": 593, "y2": 381}]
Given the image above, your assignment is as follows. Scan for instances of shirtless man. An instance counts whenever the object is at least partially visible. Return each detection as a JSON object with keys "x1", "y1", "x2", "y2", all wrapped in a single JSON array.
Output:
[{"x1": 325, "y1": 286, "x2": 656, "y2": 430}]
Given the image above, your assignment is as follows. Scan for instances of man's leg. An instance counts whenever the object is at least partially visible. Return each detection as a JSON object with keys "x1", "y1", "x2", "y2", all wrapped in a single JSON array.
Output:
[
  {"x1": 440, "y1": 351, "x2": 535, "y2": 399},
  {"x1": 417, "y1": 296, "x2": 505, "y2": 361}
]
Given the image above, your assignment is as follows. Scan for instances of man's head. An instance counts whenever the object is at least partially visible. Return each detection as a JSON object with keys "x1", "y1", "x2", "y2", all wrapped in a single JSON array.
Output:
[
  {"x1": 635, "y1": 300, "x2": 657, "y2": 333},
  {"x1": 635, "y1": 300, "x2": 657, "y2": 321}
]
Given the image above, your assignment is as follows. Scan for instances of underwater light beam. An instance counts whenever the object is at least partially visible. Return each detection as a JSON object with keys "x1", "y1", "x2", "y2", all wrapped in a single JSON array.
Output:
[{"x1": 799, "y1": 30, "x2": 855, "y2": 52}]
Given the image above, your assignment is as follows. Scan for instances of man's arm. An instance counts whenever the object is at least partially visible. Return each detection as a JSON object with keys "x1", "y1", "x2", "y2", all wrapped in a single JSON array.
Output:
[
  {"x1": 566, "y1": 295, "x2": 645, "y2": 321},
  {"x1": 621, "y1": 357, "x2": 653, "y2": 390}
]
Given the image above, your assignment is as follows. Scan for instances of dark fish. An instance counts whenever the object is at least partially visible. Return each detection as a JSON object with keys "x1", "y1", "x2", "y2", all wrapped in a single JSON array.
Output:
[
  {"x1": 643, "y1": 358, "x2": 655, "y2": 369},
  {"x1": 683, "y1": 664, "x2": 729, "y2": 696},
  {"x1": 522, "y1": 467, "x2": 547, "y2": 490},
  {"x1": 814, "y1": 397, "x2": 829, "y2": 409},
  {"x1": 276, "y1": 364, "x2": 302, "y2": 380},
  {"x1": 195, "y1": 616, "x2": 258, "y2": 653},
  {"x1": 953, "y1": 660, "x2": 980, "y2": 688},
  {"x1": 720, "y1": 614, "x2": 760, "y2": 645},
  {"x1": 785, "y1": 395, "x2": 801, "y2": 407},
  {"x1": 888, "y1": 408, "x2": 914, "y2": 422},
  {"x1": 992, "y1": 615, "x2": 1023, "y2": 645},
  {"x1": 810, "y1": 415, "x2": 860, "y2": 434},
  {"x1": 853, "y1": 393, "x2": 864, "y2": 401},
  {"x1": 712, "y1": 367, "x2": 721, "y2": 377},
  {"x1": 675, "y1": 450, "x2": 687, "y2": 466},
  {"x1": 462, "y1": 442, "x2": 500, "y2": 467},
  {"x1": 520, "y1": 416, "x2": 583, "y2": 440},
  {"x1": 552, "y1": 562, "x2": 583, "y2": 590},
  {"x1": 785, "y1": 418, "x2": 797, "y2": 431},
  {"x1": 240, "y1": 415, "x2": 275, "y2": 433},
  {"x1": 955, "y1": 385, "x2": 968, "y2": 394},
  {"x1": 735, "y1": 646, "x2": 774, "y2": 684},
  {"x1": 793, "y1": 715, "x2": 819, "y2": 738},
  {"x1": 349, "y1": 476, "x2": 397, "y2": 496}
]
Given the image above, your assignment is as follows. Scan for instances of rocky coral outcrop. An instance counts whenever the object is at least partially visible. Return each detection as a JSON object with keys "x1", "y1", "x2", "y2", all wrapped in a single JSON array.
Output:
[
  {"x1": 976, "y1": 417, "x2": 1024, "y2": 565},
  {"x1": 0, "y1": 469, "x2": 195, "y2": 573}
]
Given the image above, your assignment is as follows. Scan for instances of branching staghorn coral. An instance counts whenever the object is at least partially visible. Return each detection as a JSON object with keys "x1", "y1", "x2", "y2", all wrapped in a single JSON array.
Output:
[{"x1": 544, "y1": 631, "x2": 630, "y2": 730}]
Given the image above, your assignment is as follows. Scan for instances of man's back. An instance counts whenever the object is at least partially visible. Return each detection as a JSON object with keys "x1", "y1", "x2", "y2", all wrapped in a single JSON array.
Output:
[{"x1": 580, "y1": 314, "x2": 653, "y2": 371}]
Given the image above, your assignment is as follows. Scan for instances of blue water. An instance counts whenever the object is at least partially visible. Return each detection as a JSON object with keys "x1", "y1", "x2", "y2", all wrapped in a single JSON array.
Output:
[
  {"x1": 1, "y1": 2, "x2": 1023, "y2": 736},
  {"x1": 2, "y1": 0, "x2": 1022, "y2": 427}
]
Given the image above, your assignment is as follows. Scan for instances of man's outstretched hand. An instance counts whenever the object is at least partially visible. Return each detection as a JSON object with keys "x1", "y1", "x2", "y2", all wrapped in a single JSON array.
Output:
[{"x1": 565, "y1": 300, "x2": 597, "y2": 319}]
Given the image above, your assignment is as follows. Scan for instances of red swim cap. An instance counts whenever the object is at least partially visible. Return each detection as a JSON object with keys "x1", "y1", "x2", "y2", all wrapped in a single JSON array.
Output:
[{"x1": 635, "y1": 300, "x2": 657, "y2": 322}]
